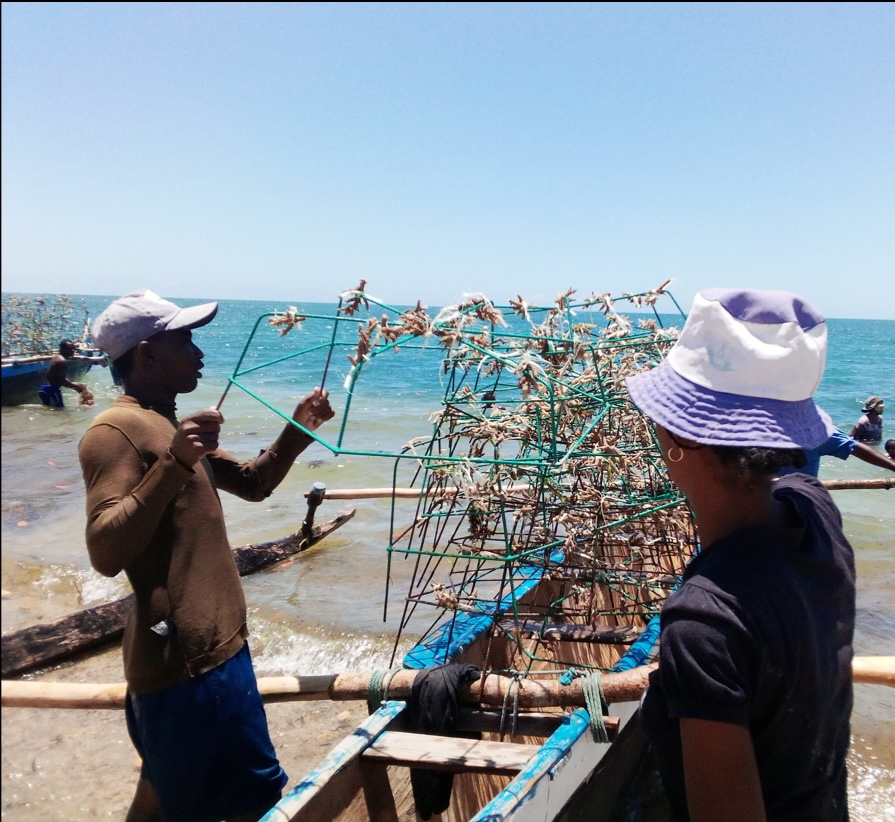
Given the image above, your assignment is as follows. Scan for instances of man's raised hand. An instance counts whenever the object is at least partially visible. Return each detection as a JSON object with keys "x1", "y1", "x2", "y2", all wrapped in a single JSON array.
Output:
[
  {"x1": 293, "y1": 387, "x2": 335, "y2": 433},
  {"x1": 170, "y1": 409, "x2": 224, "y2": 467}
]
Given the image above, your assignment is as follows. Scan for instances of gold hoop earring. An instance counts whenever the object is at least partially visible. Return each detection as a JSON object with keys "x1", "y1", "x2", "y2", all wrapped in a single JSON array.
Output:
[{"x1": 666, "y1": 447, "x2": 684, "y2": 464}]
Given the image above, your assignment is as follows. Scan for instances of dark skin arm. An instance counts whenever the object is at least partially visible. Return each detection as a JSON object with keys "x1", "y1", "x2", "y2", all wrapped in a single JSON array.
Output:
[
  {"x1": 251, "y1": 386, "x2": 335, "y2": 495},
  {"x1": 46, "y1": 353, "x2": 86, "y2": 393},
  {"x1": 84, "y1": 388, "x2": 334, "y2": 577},
  {"x1": 680, "y1": 718, "x2": 766, "y2": 822},
  {"x1": 851, "y1": 441, "x2": 895, "y2": 472}
]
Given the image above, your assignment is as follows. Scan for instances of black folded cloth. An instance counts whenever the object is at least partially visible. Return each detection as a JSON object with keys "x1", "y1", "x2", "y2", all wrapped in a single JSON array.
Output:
[{"x1": 407, "y1": 663, "x2": 482, "y2": 820}]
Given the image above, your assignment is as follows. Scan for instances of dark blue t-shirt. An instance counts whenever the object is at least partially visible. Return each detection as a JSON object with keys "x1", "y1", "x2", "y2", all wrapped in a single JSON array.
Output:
[{"x1": 641, "y1": 473, "x2": 855, "y2": 820}]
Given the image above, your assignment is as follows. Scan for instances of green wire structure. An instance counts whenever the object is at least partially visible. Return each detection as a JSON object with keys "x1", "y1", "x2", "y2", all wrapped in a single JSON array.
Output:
[{"x1": 226, "y1": 281, "x2": 699, "y2": 679}]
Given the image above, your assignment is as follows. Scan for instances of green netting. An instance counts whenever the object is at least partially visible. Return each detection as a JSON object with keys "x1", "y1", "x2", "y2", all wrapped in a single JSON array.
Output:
[{"x1": 226, "y1": 281, "x2": 698, "y2": 677}]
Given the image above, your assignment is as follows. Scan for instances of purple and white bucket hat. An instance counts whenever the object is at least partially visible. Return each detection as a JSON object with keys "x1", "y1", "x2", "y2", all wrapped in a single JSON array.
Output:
[{"x1": 625, "y1": 288, "x2": 834, "y2": 449}]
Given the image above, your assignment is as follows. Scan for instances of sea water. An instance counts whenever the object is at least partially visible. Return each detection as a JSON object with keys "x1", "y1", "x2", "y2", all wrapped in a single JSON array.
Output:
[{"x1": 1, "y1": 292, "x2": 893, "y2": 818}]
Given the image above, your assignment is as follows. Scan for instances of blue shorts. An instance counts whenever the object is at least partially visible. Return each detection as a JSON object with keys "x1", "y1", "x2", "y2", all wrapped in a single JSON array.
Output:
[
  {"x1": 125, "y1": 643, "x2": 287, "y2": 822},
  {"x1": 38, "y1": 383, "x2": 64, "y2": 407}
]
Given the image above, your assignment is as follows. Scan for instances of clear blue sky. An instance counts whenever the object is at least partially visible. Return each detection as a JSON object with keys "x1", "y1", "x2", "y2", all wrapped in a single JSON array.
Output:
[{"x1": 2, "y1": 2, "x2": 893, "y2": 318}]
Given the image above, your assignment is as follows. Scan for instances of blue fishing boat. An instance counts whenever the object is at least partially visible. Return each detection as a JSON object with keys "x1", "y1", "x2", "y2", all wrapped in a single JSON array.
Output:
[
  {"x1": 1, "y1": 294, "x2": 103, "y2": 406},
  {"x1": 1, "y1": 351, "x2": 98, "y2": 406},
  {"x1": 260, "y1": 570, "x2": 682, "y2": 822}
]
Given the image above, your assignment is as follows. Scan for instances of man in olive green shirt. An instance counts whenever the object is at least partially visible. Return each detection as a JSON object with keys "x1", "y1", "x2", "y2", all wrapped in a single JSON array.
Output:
[{"x1": 81, "y1": 290, "x2": 334, "y2": 822}]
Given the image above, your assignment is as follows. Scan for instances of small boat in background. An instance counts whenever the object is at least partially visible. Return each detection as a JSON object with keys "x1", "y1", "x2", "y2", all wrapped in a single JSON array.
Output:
[
  {"x1": 1, "y1": 350, "x2": 101, "y2": 406},
  {"x1": 1, "y1": 294, "x2": 106, "y2": 406}
]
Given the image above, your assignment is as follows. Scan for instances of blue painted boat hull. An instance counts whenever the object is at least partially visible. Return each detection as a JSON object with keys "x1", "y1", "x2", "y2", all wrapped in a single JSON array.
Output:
[
  {"x1": 1, "y1": 356, "x2": 94, "y2": 406},
  {"x1": 261, "y1": 569, "x2": 675, "y2": 822}
]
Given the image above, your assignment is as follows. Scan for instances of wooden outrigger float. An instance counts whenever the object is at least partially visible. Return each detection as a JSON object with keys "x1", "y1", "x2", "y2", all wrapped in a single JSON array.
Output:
[{"x1": 1, "y1": 490, "x2": 354, "y2": 678}]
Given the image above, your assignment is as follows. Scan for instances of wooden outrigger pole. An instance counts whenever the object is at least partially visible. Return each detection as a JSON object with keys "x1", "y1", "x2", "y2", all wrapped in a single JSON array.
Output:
[
  {"x1": 0, "y1": 487, "x2": 354, "y2": 679},
  {"x1": 4, "y1": 657, "x2": 893, "y2": 710},
  {"x1": 308, "y1": 477, "x2": 894, "y2": 500}
]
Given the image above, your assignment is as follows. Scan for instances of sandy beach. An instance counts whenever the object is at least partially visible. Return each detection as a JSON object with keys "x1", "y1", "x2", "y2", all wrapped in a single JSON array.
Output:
[
  {"x1": 1, "y1": 641, "x2": 372, "y2": 820},
  {"x1": 3, "y1": 611, "x2": 894, "y2": 820}
]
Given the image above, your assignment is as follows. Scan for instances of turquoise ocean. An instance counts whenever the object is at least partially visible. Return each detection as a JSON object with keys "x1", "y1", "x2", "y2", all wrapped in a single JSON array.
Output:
[{"x1": 2, "y1": 292, "x2": 893, "y2": 818}]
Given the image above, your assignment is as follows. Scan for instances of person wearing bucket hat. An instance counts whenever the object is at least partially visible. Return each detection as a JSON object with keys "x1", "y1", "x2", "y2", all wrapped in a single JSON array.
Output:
[
  {"x1": 850, "y1": 395, "x2": 884, "y2": 443},
  {"x1": 79, "y1": 289, "x2": 335, "y2": 822},
  {"x1": 626, "y1": 288, "x2": 855, "y2": 820}
]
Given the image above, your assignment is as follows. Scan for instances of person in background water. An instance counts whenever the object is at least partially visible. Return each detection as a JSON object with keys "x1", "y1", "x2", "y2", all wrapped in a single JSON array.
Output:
[
  {"x1": 850, "y1": 395, "x2": 884, "y2": 443},
  {"x1": 886, "y1": 439, "x2": 895, "y2": 459},
  {"x1": 38, "y1": 338, "x2": 106, "y2": 407},
  {"x1": 79, "y1": 290, "x2": 335, "y2": 822},
  {"x1": 777, "y1": 426, "x2": 895, "y2": 477},
  {"x1": 626, "y1": 288, "x2": 854, "y2": 821}
]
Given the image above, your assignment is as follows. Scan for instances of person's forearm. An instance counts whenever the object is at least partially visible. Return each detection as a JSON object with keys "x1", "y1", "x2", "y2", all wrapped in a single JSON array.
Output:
[
  {"x1": 853, "y1": 443, "x2": 895, "y2": 472},
  {"x1": 243, "y1": 387, "x2": 333, "y2": 496},
  {"x1": 253, "y1": 421, "x2": 316, "y2": 495}
]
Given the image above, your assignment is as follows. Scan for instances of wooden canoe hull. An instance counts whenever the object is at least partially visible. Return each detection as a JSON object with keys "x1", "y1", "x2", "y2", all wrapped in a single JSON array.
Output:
[
  {"x1": 1, "y1": 510, "x2": 355, "y2": 678},
  {"x1": 266, "y1": 700, "x2": 642, "y2": 822},
  {"x1": 262, "y1": 560, "x2": 671, "y2": 822}
]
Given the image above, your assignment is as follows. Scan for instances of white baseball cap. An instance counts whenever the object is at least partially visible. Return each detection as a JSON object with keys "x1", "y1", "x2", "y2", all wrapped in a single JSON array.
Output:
[{"x1": 92, "y1": 289, "x2": 218, "y2": 361}]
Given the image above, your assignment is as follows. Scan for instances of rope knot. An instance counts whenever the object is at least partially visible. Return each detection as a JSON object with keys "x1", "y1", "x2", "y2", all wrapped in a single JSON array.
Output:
[
  {"x1": 581, "y1": 670, "x2": 609, "y2": 742},
  {"x1": 498, "y1": 670, "x2": 525, "y2": 738},
  {"x1": 367, "y1": 667, "x2": 402, "y2": 714}
]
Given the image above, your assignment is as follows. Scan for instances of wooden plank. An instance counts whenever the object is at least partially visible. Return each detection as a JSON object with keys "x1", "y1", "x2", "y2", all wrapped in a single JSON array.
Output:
[
  {"x1": 362, "y1": 731, "x2": 538, "y2": 775},
  {"x1": 822, "y1": 477, "x2": 894, "y2": 491},
  {"x1": 260, "y1": 702, "x2": 406, "y2": 822},
  {"x1": 357, "y1": 760, "x2": 401, "y2": 822},
  {"x1": 454, "y1": 708, "x2": 619, "y2": 740},
  {"x1": 455, "y1": 709, "x2": 562, "y2": 739}
]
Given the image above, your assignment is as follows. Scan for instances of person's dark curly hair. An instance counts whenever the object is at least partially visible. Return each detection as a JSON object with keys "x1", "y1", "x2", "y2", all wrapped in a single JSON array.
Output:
[
  {"x1": 665, "y1": 429, "x2": 806, "y2": 479},
  {"x1": 710, "y1": 445, "x2": 806, "y2": 478}
]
